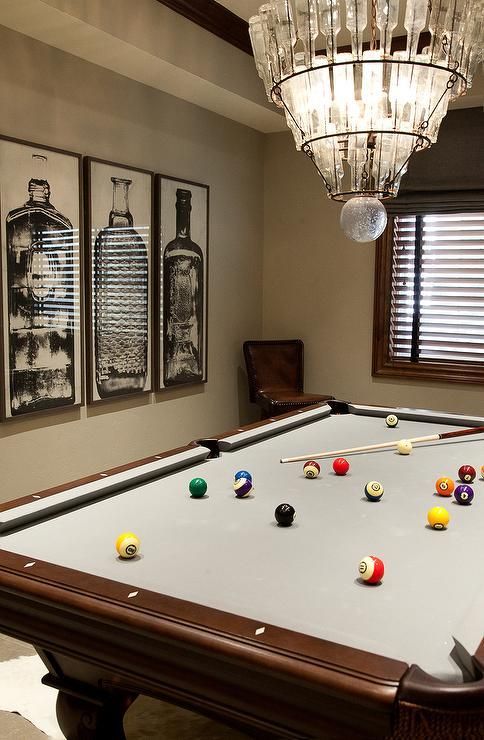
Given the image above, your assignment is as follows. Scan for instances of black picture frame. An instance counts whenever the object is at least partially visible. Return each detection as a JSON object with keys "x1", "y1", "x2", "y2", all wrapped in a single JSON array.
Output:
[
  {"x1": 85, "y1": 157, "x2": 154, "y2": 403},
  {"x1": 156, "y1": 175, "x2": 209, "y2": 390},
  {"x1": 0, "y1": 135, "x2": 83, "y2": 420}
]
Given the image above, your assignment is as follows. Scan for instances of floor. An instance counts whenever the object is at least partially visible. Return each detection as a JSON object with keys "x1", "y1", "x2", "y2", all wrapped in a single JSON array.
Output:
[{"x1": 0, "y1": 633, "x2": 248, "y2": 739}]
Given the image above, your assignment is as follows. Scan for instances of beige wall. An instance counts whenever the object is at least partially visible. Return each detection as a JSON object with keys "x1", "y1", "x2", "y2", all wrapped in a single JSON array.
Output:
[
  {"x1": 0, "y1": 25, "x2": 264, "y2": 501},
  {"x1": 2, "y1": 21, "x2": 480, "y2": 504},
  {"x1": 0, "y1": 0, "x2": 280, "y2": 132},
  {"x1": 263, "y1": 132, "x2": 484, "y2": 416}
]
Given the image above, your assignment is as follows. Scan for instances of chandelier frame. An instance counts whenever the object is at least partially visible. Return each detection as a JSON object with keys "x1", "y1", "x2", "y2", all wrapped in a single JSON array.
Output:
[
  {"x1": 271, "y1": 56, "x2": 463, "y2": 200},
  {"x1": 249, "y1": 0, "x2": 483, "y2": 212}
]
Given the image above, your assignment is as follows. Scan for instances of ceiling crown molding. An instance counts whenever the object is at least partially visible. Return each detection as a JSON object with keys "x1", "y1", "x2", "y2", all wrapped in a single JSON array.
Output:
[{"x1": 155, "y1": 0, "x2": 252, "y2": 55}]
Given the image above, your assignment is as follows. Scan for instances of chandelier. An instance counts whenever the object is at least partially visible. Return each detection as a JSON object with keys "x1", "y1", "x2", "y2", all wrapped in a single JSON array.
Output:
[{"x1": 249, "y1": 0, "x2": 484, "y2": 241}]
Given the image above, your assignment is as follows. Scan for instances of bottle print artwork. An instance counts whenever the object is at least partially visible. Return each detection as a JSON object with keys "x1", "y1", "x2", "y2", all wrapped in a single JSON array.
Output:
[
  {"x1": 6, "y1": 154, "x2": 75, "y2": 415},
  {"x1": 163, "y1": 188, "x2": 204, "y2": 386},
  {"x1": 94, "y1": 176, "x2": 149, "y2": 398}
]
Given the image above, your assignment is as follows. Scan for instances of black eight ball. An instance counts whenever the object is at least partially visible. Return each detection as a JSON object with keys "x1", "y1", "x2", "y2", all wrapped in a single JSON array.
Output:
[{"x1": 275, "y1": 503, "x2": 296, "y2": 526}]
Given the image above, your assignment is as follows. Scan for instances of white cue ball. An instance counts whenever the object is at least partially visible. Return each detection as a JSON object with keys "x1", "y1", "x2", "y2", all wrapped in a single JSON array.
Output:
[
  {"x1": 385, "y1": 414, "x2": 398, "y2": 428},
  {"x1": 397, "y1": 439, "x2": 412, "y2": 455}
]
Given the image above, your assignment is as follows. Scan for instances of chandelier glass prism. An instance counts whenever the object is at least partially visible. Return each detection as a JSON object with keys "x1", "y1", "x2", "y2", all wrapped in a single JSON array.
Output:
[{"x1": 249, "y1": 0, "x2": 484, "y2": 241}]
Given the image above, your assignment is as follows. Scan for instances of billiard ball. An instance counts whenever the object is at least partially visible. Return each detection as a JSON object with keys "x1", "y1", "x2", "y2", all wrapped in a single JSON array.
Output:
[
  {"x1": 358, "y1": 555, "x2": 384, "y2": 584},
  {"x1": 275, "y1": 503, "x2": 295, "y2": 526},
  {"x1": 189, "y1": 477, "x2": 207, "y2": 498},
  {"x1": 333, "y1": 457, "x2": 349, "y2": 476},
  {"x1": 397, "y1": 439, "x2": 412, "y2": 455},
  {"x1": 115, "y1": 532, "x2": 140, "y2": 559},
  {"x1": 481, "y1": 465, "x2": 484, "y2": 480},
  {"x1": 435, "y1": 477, "x2": 455, "y2": 497},
  {"x1": 234, "y1": 477, "x2": 253, "y2": 498},
  {"x1": 234, "y1": 470, "x2": 252, "y2": 482},
  {"x1": 385, "y1": 414, "x2": 399, "y2": 428},
  {"x1": 427, "y1": 506, "x2": 450, "y2": 530},
  {"x1": 458, "y1": 465, "x2": 476, "y2": 483},
  {"x1": 454, "y1": 484, "x2": 474, "y2": 505},
  {"x1": 364, "y1": 480, "x2": 384, "y2": 501},
  {"x1": 303, "y1": 460, "x2": 320, "y2": 478}
]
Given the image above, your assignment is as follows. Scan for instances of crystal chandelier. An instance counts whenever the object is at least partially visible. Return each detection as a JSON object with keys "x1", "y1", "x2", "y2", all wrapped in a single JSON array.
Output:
[{"x1": 249, "y1": 0, "x2": 484, "y2": 241}]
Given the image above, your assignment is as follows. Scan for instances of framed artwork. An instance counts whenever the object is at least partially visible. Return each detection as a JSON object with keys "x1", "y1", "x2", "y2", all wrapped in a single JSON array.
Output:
[
  {"x1": 0, "y1": 136, "x2": 82, "y2": 419},
  {"x1": 156, "y1": 175, "x2": 208, "y2": 389},
  {"x1": 85, "y1": 158, "x2": 153, "y2": 403}
]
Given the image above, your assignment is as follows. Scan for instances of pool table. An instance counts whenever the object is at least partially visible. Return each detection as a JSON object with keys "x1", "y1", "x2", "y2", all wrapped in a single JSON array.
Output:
[{"x1": 1, "y1": 400, "x2": 484, "y2": 739}]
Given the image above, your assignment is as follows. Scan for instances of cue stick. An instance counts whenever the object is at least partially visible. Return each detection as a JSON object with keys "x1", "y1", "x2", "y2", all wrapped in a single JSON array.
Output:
[{"x1": 280, "y1": 425, "x2": 484, "y2": 463}]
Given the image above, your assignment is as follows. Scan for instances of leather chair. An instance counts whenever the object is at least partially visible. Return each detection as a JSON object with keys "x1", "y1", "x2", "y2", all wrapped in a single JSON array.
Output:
[{"x1": 243, "y1": 339, "x2": 334, "y2": 419}]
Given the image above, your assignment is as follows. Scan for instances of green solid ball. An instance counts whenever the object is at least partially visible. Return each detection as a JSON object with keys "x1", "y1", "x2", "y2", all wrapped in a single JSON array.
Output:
[{"x1": 189, "y1": 477, "x2": 207, "y2": 498}]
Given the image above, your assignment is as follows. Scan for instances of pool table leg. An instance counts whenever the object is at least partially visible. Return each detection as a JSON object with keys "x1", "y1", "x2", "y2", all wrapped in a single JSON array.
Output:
[{"x1": 42, "y1": 672, "x2": 135, "y2": 740}]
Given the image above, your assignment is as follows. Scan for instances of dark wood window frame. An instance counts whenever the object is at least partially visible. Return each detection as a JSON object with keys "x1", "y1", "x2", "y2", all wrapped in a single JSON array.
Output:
[{"x1": 373, "y1": 214, "x2": 484, "y2": 385}]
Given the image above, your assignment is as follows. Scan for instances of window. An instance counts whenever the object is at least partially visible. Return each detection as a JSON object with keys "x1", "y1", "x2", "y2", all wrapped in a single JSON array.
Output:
[{"x1": 373, "y1": 211, "x2": 484, "y2": 383}]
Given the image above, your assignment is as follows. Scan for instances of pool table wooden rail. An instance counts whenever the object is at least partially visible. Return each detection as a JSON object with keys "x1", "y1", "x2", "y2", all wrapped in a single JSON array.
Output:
[
  {"x1": 1, "y1": 518, "x2": 484, "y2": 740},
  {"x1": 1, "y1": 406, "x2": 484, "y2": 738},
  {"x1": 0, "y1": 545, "x2": 405, "y2": 739},
  {"x1": 196, "y1": 399, "x2": 484, "y2": 456},
  {"x1": 0, "y1": 442, "x2": 202, "y2": 519}
]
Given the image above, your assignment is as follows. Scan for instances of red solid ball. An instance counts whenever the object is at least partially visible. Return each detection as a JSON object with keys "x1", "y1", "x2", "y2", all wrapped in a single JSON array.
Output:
[{"x1": 333, "y1": 457, "x2": 349, "y2": 475}]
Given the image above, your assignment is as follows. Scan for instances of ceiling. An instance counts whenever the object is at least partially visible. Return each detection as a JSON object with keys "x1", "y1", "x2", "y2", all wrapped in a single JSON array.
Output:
[
  {"x1": 0, "y1": 0, "x2": 480, "y2": 136},
  {"x1": 0, "y1": 0, "x2": 283, "y2": 133},
  {"x1": 217, "y1": 1, "x2": 261, "y2": 21},
  {"x1": 216, "y1": 0, "x2": 483, "y2": 111}
]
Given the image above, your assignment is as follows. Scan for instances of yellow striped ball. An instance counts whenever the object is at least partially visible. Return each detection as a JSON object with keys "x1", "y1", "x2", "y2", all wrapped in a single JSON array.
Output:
[{"x1": 116, "y1": 532, "x2": 140, "y2": 559}]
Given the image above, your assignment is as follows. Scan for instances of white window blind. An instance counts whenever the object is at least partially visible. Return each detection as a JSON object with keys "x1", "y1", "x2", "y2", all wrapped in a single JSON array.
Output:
[{"x1": 390, "y1": 212, "x2": 484, "y2": 363}]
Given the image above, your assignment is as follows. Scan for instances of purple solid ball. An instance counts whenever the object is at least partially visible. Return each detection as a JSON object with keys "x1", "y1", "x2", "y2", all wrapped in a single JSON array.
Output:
[{"x1": 454, "y1": 484, "x2": 474, "y2": 505}]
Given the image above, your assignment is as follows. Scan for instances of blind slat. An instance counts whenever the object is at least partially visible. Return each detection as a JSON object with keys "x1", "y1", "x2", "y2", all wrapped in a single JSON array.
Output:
[{"x1": 390, "y1": 211, "x2": 484, "y2": 363}]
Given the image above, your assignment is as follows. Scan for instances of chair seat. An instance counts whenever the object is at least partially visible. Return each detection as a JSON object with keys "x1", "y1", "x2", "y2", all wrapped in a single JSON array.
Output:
[{"x1": 257, "y1": 389, "x2": 334, "y2": 418}]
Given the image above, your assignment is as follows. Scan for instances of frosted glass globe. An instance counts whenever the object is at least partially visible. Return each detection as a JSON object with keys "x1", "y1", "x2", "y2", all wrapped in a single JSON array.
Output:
[{"x1": 340, "y1": 197, "x2": 388, "y2": 243}]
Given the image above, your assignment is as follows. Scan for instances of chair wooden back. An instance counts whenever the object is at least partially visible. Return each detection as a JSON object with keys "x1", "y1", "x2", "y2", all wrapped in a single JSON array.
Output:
[{"x1": 243, "y1": 340, "x2": 305, "y2": 403}]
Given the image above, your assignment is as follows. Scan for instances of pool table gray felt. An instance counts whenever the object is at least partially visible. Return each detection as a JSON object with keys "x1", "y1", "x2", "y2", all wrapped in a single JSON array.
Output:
[{"x1": 2, "y1": 403, "x2": 484, "y2": 682}]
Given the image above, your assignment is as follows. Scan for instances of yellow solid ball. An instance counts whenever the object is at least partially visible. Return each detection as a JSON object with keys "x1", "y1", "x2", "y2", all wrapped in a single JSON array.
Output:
[
  {"x1": 116, "y1": 532, "x2": 140, "y2": 559},
  {"x1": 397, "y1": 439, "x2": 412, "y2": 455},
  {"x1": 427, "y1": 507, "x2": 450, "y2": 530}
]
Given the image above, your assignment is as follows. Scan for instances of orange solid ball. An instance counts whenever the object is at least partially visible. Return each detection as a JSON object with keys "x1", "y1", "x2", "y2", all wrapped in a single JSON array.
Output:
[{"x1": 435, "y1": 477, "x2": 455, "y2": 497}]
